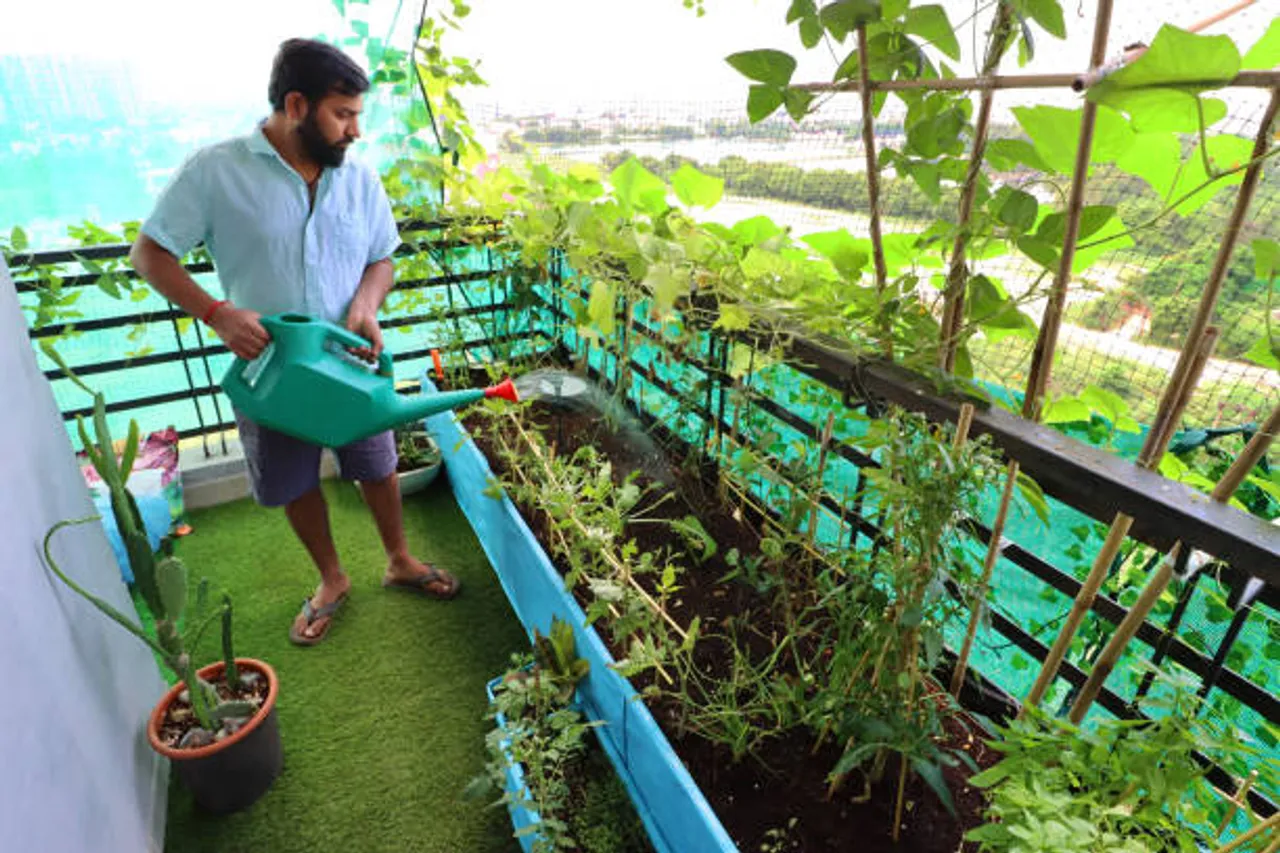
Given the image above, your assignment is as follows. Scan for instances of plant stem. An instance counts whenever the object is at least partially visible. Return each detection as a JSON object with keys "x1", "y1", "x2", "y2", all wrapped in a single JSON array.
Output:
[{"x1": 42, "y1": 518, "x2": 177, "y2": 668}]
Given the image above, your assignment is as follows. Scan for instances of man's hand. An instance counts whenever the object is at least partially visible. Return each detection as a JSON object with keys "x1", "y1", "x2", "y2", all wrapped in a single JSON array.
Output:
[
  {"x1": 345, "y1": 307, "x2": 383, "y2": 362},
  {"x1": 211, "y1": 305, "x2": 269, "y2": 360}
]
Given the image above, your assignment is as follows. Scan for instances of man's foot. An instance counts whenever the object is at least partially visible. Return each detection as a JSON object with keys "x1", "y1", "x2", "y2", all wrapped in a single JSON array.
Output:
[
  {"x1": 382, "y1": 554, "x2": 460, "y2": 600},
  {"x1": 289, "y1": 573, "x2": 352, "y2": 645}
]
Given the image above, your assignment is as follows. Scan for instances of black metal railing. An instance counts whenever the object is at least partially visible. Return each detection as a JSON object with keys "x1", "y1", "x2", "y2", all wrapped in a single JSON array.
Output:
[{"x1": 12, "y1": 220, "x2": 537, "y2": 456}]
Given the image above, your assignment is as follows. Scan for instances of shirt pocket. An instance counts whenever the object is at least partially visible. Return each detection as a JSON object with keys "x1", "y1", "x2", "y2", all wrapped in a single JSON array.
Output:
[{"x1": 314, "y1": 212, "x2": 370, "y2": 320}]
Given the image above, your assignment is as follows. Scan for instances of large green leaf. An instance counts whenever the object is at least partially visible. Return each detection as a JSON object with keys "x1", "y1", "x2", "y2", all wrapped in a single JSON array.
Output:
[
  {"x1": 1035, "y1": 205, "x2": 1117, "y2": 245},
  {"x1": 820, "y1": 0, "x2": 882, "y2": 42},
  {"x1": 1023, "y1": 0, "x2": 1065, "y2": 39},
  {"x1": 1114, "y1": 132, "x2": 1182, "y2": 199},
  {"x1": 1088, "y1": 26, "x2": 1239, "y2": 132},
  {"x1": 1012, "y1": 105, "x2": 1133, "y2": 175},
  {"x1": 788, "y1": 0, "x2": 825, "y2": 47},
  {"x1": 747, "y1": 84, "x2": 786, "y2": 123},
  {"x1": 784, "y1": 87, "x2": 816, "y2": 122},
  {"x1": 726, "y1": 49, "x2": 798, "y2": 86},
  {"x1": 904, "y1": 5, "x2": 960, "y2": 61},
  {"x1": 732, "y1": 215, "x2": 786, "y2": 247},
  {"x1": 995, "y1": 188, "x2": 1039, "y2": 232},
  {"x1": 786, "y1": 0, "x2": 817, "y2": 22},
  {"x1": 1043, "y1": 395, "x2": 1092, "y2": 424},
  {"x1": 671, "y1": 164, "x2": 724, "y2": 209},
  {"x1": 1242, "y1": 17, "x2": 1280, "y2": 70},
  {"x1": 608, "y1": 157, "x2": 668, "y2": 213},
  {"x1": 986, "y1": 138, "x2": 1050, "y2": 172},
  {"x1": 803, "y1": 229, "x2": 869, "y2": 279},
  {"x1": 1094, "y1": 25, "x2": 1239, "y2": 92},
  {"x1": 967, "y1": 275, "x2": 1036, "y2": 336}
]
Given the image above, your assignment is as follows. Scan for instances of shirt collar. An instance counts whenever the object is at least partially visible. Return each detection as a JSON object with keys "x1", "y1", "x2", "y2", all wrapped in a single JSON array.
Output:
[{"x1": 245, "y1": 119, "x2": 350, "y2": 179}]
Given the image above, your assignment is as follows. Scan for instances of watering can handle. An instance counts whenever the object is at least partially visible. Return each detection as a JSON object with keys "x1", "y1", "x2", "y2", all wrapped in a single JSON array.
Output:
[{"x1": 325, "y1": 324, "x2": 395, "y2": 377}]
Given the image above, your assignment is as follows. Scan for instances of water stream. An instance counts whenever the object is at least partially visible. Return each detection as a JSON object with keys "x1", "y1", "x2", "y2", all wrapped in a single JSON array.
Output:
[{"x1": 512, "y1": 368, "x2": 674, "y2": 484}]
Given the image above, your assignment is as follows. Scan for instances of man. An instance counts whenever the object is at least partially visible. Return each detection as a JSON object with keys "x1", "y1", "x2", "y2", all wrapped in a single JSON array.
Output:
[{"x1": 130, "y1": 38, "x2": 460, "y2": 647}]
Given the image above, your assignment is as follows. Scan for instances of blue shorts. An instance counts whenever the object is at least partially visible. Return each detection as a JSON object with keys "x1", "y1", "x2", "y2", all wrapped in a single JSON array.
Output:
[{"x1": 234, "y1": 410, "x2": 398, "y2": 507}]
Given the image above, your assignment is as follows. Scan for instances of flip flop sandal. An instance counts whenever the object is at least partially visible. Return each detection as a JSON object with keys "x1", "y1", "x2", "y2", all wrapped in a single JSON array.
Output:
[
  {"x1": 381, "y1": 565, "x2": 461, "y2": 600},
  {"x1": 288, "y1": 592, "x2": 348, "y2": 646}
]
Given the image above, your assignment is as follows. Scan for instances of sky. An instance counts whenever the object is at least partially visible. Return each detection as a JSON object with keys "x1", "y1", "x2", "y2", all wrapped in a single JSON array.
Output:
[{"x1": 0, "y1": 0, "x2": 1275, "y2": 121}]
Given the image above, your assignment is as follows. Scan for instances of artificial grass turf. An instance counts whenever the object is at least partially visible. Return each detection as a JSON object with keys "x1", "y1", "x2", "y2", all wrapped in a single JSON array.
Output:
[{"x1": 162, "y1": 476, "x2": 526, "y2": 853}]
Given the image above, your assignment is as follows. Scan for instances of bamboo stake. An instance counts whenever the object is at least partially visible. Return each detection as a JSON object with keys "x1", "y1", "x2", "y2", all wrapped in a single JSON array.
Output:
[
  {"x1": 791, "y1": 69, "x2": 1280, "y2": 94},
  {"x1": 855, "y1": 23, "x2": 891, "y2": 360},
  {"x1": 1214, "y1": 811, "x2": 1280, "y2": 853},
  {"x1": 951, "y1": 459, "x2": 1018, "y2": 697},
  {"x1": 1021, "y1": 0, "x2": 1116, "y2": 422},
  {"x1": 1067, "y1": 395, "x2": 1277, "y2": 723},
  {"x1": 506, "y1": 412, "x2": 689, "y2": 643},
  {"x1": 952, "y1": 402, "x2": 975, "y2": 447},
  {"x1": 1023, "y1": 324, "x2": 1216, "y2": 710},
  {"x1": 1216, "y1": 770, "x2": 1259, "y2": 838},
  {"x1": 1262, "y1": 834, "x2": 1280, "y2": 853},
  {"x1": 938, "y1": 5, "x2": 1015, "y2": 373},
  {"x1": 808, "y1": 411, "x2": 838, "y2": 546},
  {"x1": 1045, "y1": 98, "x2": 1280, "y2": 713},
  {"x1": 888, "y1": 405, "x2": 973, "y2": 837}
]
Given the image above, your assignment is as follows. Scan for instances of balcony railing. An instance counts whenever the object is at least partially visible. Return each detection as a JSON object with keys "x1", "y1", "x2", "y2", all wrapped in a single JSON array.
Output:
[{"x1": 14, "y1": 225, "x2": 1278, "y2": 819}]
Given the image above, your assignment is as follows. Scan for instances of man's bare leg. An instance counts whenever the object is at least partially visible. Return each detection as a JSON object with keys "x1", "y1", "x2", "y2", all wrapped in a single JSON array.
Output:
[
  {"x1": 359, "y1": 472, "x2": 458, "y2": 595},
  {"x1": 285, "y1": 486, "x2": 351, "y2": 639}
]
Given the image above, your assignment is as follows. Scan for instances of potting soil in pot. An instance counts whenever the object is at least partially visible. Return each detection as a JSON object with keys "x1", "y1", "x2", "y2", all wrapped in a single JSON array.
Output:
[{"x1": 158, "y1": 671, "x2": 270, "y2": 749}]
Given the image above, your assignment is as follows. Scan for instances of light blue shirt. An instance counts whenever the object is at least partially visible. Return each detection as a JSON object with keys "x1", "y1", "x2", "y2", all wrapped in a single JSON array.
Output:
[{"x1": 141, "y1": 122, "x2": 401, "y2": 325}]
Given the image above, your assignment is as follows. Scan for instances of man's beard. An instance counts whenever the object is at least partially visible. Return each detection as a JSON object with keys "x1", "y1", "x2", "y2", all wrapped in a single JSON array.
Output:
[{"x1": 298, "y1": 110, "x2": 351, "y2": 168}]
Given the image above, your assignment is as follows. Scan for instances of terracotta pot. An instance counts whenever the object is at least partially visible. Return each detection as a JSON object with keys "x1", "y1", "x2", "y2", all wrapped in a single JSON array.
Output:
[{"x1": 147, "y1": 658, "x2": 283, "y2": 814}]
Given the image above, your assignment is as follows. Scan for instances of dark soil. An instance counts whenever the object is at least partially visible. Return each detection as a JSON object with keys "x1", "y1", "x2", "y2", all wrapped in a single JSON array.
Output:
[
  {"x1": 156, "y1": 671, "x2": 269, "y2": 750},
  {"x1": 463, "y1": 399, "x2": 1000, "y2": 852}
]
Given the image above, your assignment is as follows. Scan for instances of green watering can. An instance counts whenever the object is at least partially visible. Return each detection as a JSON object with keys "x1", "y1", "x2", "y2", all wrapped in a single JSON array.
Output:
[{"x1": 220, "y1": 313, "x2": 518, "y2": 447}]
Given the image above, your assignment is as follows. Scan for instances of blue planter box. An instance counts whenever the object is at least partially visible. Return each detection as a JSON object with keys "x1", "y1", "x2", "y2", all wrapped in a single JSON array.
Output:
[{"x1": 425, "y1": 381, "x2": 736, "y2": 853}]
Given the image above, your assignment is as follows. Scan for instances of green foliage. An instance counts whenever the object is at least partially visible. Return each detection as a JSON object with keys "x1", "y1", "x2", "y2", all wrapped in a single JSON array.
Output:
[
  {"x1": 967, "y1": 675, "x2": 1275, "y2": 852},
  {"x1": 471, "y1": 617, "x2": 645, "y2": 853}
]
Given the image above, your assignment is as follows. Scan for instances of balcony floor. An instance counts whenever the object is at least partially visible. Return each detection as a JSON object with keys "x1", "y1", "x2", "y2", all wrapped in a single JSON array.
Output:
[{"x1": 161, "y1": 477, "x2": 524, "y2": 853}]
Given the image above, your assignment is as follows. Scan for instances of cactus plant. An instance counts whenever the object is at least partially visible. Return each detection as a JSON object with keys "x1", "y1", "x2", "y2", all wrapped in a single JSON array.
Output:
[{"x1": 42, "y1": 392, "x2": 253, "y2": 735}]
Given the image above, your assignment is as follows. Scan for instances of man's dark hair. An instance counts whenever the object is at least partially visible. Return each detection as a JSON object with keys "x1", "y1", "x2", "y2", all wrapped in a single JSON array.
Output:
[{"x1": 268, "y1": 38, "x2": 369, "y2": 112}]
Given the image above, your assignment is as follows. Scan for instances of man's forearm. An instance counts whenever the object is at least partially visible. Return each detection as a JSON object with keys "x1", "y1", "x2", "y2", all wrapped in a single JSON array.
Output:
[
  {"x1": 349, "y1": 258, "x2": 395, "y2": 317},
  {"x1": 130, "y1": 234, "x2": 220, "y2": 320}
]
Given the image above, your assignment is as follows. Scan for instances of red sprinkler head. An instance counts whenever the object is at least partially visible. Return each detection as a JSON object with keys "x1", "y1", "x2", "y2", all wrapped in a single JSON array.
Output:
[{"x1": 484, "y1": 377, "x2": 520, "y2": 403}]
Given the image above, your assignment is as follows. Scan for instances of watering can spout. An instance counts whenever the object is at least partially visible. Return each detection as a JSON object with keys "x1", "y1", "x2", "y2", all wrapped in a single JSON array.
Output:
[
  {"x1": 394, "y1": 377, "x2": 520, "y2": 425},
  {"x1": 484, "y1": 377, "x2": 520, "y2": 403}
]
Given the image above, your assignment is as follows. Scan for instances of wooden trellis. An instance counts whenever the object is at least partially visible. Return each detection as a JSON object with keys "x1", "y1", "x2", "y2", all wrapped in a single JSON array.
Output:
[{"x1": 792, "y1": 0, "x2": 1279, "y2": 749}]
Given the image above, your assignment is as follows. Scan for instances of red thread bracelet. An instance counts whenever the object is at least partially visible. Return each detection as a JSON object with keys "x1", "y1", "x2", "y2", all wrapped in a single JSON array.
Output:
[{"x1": 202, "y1": 300, "x2": 228, "y2": 325}]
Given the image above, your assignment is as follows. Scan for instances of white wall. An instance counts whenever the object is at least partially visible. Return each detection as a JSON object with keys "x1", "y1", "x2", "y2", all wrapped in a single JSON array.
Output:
[{"x1": 0, "y1": 258, "x2": 168, "y2": 852}]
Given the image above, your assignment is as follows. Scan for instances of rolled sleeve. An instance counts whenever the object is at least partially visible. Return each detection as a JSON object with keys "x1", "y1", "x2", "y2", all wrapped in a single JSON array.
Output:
[
  {"x1": 140, "y1": 151, "x2": 209, "y2": 258},
  {"x1": 366, "y1": 177, "x2": 401, "y2": 266}
]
